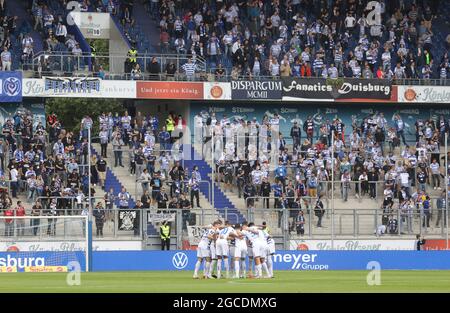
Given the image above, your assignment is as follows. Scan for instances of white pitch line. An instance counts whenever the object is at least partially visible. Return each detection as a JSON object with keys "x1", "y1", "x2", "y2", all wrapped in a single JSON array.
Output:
[{"x1": 227, "y1": 281, "x2": 272, "y2": 285}]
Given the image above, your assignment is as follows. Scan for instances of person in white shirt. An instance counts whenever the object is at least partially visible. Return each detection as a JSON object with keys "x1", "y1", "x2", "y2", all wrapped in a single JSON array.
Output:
[
  {"x1": 430, "y1": 159, "x2": 441, "y2": 190},
  {"x1": 251, "y1": 166, "x2": 263, "y2": 197},
  {"x1": 10, "y1": 165, "x2": 19, "y2": 198},
  {"x1": 55, "y1": 22, "x2": 67, "y2": 42}
]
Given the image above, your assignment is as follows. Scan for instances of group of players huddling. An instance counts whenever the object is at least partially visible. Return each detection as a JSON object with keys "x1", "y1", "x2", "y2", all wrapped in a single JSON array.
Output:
[{"x1": 193, "y1": 220, "x2": 275, "y2": 279}]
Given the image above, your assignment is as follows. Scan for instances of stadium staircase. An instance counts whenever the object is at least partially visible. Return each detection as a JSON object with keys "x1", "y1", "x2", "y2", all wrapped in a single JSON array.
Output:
[
  {"x1": 91, "y1": 142, "x2": 223, "y2": 237},
  {"x1": 184, "y1": 146, "x2": 246, "y2": 225},
  {"x1": 90, "y1": 144, "x2": 158, "y2": 237},
  {"x1": 7, "y1": 0, "x2": 44, "y2": 70}
]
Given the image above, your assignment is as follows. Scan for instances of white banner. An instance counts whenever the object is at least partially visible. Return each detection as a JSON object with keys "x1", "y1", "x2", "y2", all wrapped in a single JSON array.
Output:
[
  {"x1": 186, "y1": 226, "x2": 203, "y2": 245},
  {"x1": 22, "y1": 78, "x2": 136, "y2": 98},
  {"x1": 398, "y1": 85, "x2": 450, "y2": 103},
  {"x1": 290, "y1": 239, "x2": 416, "y2": 251},
  {"x1": 203, "y1": 82, "x2": 232, "y2": 100},
  {"x1": 147, "y1": 212, "x2": 176, "y2": 224},
  {"x1": 70, "y1": 12, "x2": 110, "y2": 38},
  {"x1": 0, "y1": 240, "x2": 142, "y2": 252}
]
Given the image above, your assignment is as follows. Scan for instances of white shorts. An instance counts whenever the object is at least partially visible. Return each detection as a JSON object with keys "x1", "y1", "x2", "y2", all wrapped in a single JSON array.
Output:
[
  {"x1": 234, "y1": 246, "x2": 248, "y2": 259},
  {"x1": 252, "y1": 241, "x2": 266, "y2": 258},
  {"x1": 210, "y1": 242, "x2": 217, "y2": 259},
  {"x1": 215, "y1": 239, "x2": 229, "y2": 256},
  {"x1": 267, "y1": 241, "x2": 276, "y2": 255},
  {"x1": 197, "y1": 243, "x2": 210, "y2": 258}
]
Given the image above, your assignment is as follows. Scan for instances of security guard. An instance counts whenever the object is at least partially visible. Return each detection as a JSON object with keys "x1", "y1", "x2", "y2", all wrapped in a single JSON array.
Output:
[
  {"x1": 160, "y1": 220, "x2": 171, "y2": 250},
  {"x1": 126, "y1": 45, "x2": 137, "y2": 73},
  {"x1": 165, "y1": 115, "x2": 175, "y2": 139}
]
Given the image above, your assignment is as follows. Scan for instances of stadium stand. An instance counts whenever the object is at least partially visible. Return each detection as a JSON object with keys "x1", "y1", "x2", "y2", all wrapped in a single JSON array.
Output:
[{"x1": 1, "y1": 0, "x2": 450, "y2": 246}]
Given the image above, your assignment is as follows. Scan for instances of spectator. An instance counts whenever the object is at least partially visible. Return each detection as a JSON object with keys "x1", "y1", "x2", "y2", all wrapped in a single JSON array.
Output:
[
  {"x1": 93, "y1": 202, "x2": 105, "y2": 237},
  {"x1": 147, "y1": 57, "x2": 160, "y2": 80},
  {"x1": 1, "y1": 46, "x2": 12, "y2": 71}
]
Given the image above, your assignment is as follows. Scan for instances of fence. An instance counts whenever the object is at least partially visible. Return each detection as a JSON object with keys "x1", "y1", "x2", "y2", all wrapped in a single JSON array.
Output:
[
  {"x1": 22, "y1": 52, "x2": 206, "y2": 79},
  {"x1": 21, "y1": 52, "x2": 450, "y2": 86},
  {"x1": 1, "y1": 203, "x2": 447, "y2": 250}
]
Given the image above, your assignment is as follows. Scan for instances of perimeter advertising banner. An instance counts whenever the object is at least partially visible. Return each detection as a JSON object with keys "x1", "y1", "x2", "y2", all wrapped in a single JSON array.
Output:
[
  {"x1": 282, "y1": 78, "x2": 392, "y2": 101},
  {"x1": 91, "y1": 251, "x2": 450, "y2": 271},
  {"x1": 203, "y1": 82, "x2": 231, "y2": 100},
  {"x1": 136, "y1": 81, "x2": 204, "y2": 99},
  {"x1": 0, "y1": 241, "x2": 142, "y2": 251},
  {"x1": 398, "y1": 85, "x2": 450, "y2": 103},
  {"x1": 290, "y1": 240, "x2": 416, "y2": 251},
  {"x1": 231, "y1": 80, "x2": 282, "y2": 100},
  {"x1": 1, "y1": 251, "x2": 450, "y2": 272},
  {"x1": 22, "y1": 78, "x2": 136, "y2": 98}
]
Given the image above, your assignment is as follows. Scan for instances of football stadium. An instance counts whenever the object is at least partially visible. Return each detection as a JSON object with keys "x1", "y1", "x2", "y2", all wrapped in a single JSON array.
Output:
[{"x1": 0, "y1": 0, "x2": 450, "y2": 296}]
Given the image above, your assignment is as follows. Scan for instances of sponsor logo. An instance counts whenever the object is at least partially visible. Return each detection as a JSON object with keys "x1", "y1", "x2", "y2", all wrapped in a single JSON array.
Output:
[
  {"x1": 172, "y1": 252, "x2": 189, "y2": 269},
  {"x1": 231, "y1": 80, "x2": 282, "y2": 99},
  {"x1": 44, "y1": 77, "x2": 101, "y2": 94},
  {"x1": 398, "y1": 109, "x2": 419, "y2": 115},
  {"x1": 3, "y1": 77, "x2": 21, "y2": 96},
  {"x1": 272, "y1": 253, "x2": 329, "y2": 270},
  {"x1": 280, "y1": 108, "x2": 298, "y2": 113},
  {"x1": 283, "y1": 80, "x2": 390, "y2": 95},
  {"x1": 231, "y1": 81, "x2": 282, "y2": 91},
  {"x1": 0, "y1": 255, "x2": 45, "y2": 268},
  {"x1": 297, "y1": 244, "x2": 309, "y2": 251},
  {"x1": 6, "y1": 245, "x2": 19, "y2": 252},
  {"x1": 208, "y1": 107, "x2": 225, "y2": 113},
  {"x1": 404, "y1": 88, "x2": 417, "y2": 101},
  {"x1": 0, "y1": 266, "x2": 17, "y2": 273},
  {"x1": 24, "y1": 266, "x2": 68, "y2": 272},
  {"x1": 232, "y1": 107, "x2": 255, "y2": 113},
  {"x1": 210, "y1": 85, "x2": 223, "y2": 98}
]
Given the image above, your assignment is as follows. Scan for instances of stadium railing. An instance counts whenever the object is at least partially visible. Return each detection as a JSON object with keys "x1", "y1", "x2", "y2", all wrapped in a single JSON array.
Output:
[
  {"x1": 20, "y1": 52, "x2": 450, "y2": 86},
  {"x1": 22, "y1": 52, "x2": 206, "y2": 78}
]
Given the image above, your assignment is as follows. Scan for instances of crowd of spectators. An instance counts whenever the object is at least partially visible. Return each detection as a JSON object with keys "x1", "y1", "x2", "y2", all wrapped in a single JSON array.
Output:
[
  {"x1": 0, "y1": 1, "x2": 17, "y2": 71},
  {"x1": 1, "y1": 106, "x2": 449, "y2": 237},
  {"x1": 195, "y1": 109, "x2": 449, "y2": 234},
  {"x1": 153, "y1": 0, "x2": 448, "y2": 81},
  {"x1": 0, "y1": 107, "x2": 199, "y2": 237}
]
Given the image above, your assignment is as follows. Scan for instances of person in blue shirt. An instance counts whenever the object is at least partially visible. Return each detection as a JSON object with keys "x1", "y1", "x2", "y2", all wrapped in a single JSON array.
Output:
[
  {"x1": 150, "y1": 115, "x2": 159, "y2": 133},
  {"x1": 158, "y1": 126, "x2": 171, "y2": 152},
  {"x1": 272, "y1": 181, "x2": 283, "y2": 208},
  {"x1": 275, "y1": 161, "x2": 287, "y2": 187}
]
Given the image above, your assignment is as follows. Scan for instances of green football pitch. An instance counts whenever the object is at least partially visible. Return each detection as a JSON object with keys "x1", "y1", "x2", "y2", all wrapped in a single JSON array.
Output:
[{"x1": 1, "y1": 271, "x2": 450, "y2": 292}]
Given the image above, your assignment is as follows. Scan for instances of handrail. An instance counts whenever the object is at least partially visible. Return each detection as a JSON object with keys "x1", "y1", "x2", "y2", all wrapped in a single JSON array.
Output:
[{"x1": 21, "y1": 52, "x2": 450, "y2": 86}]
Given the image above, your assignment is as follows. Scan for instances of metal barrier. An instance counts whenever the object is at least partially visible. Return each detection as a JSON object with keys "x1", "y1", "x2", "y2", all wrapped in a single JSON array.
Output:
[
  {"x1": 21, "y1": 52, "x2": 450, "y2": 86},
  {"x1": 22, "y1": 52, "x2": 206, "y2": 78},
  {"x1": 1, "y1": 205, "x2": 448, "y2": 249}
]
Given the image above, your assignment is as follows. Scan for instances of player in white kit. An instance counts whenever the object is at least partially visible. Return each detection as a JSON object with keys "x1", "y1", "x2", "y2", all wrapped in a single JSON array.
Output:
[
  {"x1": 231, "y1": 224, "x2": 248, "y2": 278},
  {"x1": 215, "y1": 220, "x2": 236, "y2": 279},
  {"x1": 241, "y1": 222, "x2": 271, "y2": 279},
  {"x1": 193, "y1": 221, "x2": 220, "y2": 279},
  {"x1": 262, "y1": 222, "x2": 275, "y2": 278}
]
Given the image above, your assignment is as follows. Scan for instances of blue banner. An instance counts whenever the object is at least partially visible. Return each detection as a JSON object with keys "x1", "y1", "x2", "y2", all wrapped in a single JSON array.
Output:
[
  {"x1": 0, "y1": 251, "x2": 86, "y2": 272},
  {"x1": 2, "y1": 250, "x2": 450, "y2": 272},
  {"x1": 0, "y1": 71, "x2": 22, "y2": 102},
  {"x1": 92, "y1": 250, "x2": 450, "y2": 271}
]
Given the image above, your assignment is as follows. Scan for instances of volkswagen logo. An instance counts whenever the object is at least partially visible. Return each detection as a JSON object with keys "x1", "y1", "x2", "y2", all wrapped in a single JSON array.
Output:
[{"x1": 172, "y1": 252, "x2": 188, "y2": 269}]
